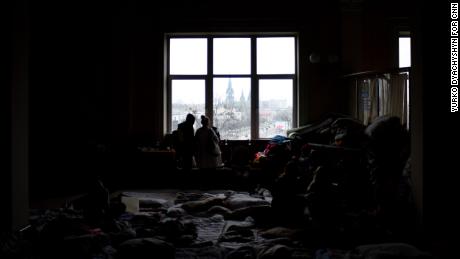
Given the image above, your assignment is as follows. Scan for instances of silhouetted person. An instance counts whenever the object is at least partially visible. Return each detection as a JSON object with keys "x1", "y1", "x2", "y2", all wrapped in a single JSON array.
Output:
[
  {"x1": 176, "y1": 113, "x2": 196, "y2": 170},
  {"x1": 195, "y1": 115, "x2": 222, "y2": 170}
]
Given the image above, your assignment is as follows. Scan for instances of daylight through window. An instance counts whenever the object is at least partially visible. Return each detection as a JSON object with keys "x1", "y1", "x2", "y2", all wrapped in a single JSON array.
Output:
[{"x1": 167, "y1": 35, "x2": 297, "y2": 139}]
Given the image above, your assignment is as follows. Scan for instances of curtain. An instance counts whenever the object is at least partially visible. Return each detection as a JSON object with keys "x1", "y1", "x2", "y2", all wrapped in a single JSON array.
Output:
[
  {"x1": 354, "y1": 72, "x2": 409, "y2": 126},
  {"x1": 389, "y1": 73, "x2": 408, "y2": 126},
  {"x1": 379, "y1": 75, "x2": 391, "y2": 116},
  {"x1": 357, "y1": 78, "x2": 379, "y2": 125}
]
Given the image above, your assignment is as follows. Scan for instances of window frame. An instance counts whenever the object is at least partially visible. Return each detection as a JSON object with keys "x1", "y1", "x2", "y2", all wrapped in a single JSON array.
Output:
[
  {"x1": 398, "y1": 31, "x2": 411, "y2": 129},
  {"x1": 165, "y1": 33, "x2": 298, "y2": 140}
]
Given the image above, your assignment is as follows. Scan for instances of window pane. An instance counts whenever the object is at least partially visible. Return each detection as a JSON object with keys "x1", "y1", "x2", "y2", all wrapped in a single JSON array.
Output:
[
  {"x1": 171, "y1": 80, "x2": 205, "y2": 131},
  {"x1": 259, "y1": 79, "x2": 293, "y2": 138},
  {"x1": 170, "y1": 38, "x2": 207, "y2": 75},
  {"x1": 257, "y1": 37, "x2": 295, "y2": 74},
  {"x1": 399, "y1": 37, "x2": 411, "y2": 68},
  {"x1": 214, "y1": 38, "x2": 251, "y2": 75},
  {"x1": 213, "y1": 78, "x2": 251, "y2": 140}
]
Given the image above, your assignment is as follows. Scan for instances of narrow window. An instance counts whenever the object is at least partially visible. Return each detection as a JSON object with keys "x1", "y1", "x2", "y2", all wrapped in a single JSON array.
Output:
[{"x1": 398, "y1": 36, "x2": 411, "y2": 68}]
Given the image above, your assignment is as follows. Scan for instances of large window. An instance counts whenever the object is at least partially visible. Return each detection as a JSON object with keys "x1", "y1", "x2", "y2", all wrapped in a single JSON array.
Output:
[{"x1": 166, "y1": 35, "x2": 297, "y2": 139}]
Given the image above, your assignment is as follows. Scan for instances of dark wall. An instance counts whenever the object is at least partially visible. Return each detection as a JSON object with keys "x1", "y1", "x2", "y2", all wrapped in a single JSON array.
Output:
[
  {"x1": 340, "y1": 0, "x2": 412, "y2": 74},
  {"x1": 1, "y1": 1, "x2": 12, "y2": 231},
  {"x1": 417, "y1": 1, "x2": 459, "y2": 248},
  {"x1": 3, "y1": 0, "x2": 30, "y2": 231},
  {"x1": 28, "y1": 2, "x2": 112, "y2": 198}
]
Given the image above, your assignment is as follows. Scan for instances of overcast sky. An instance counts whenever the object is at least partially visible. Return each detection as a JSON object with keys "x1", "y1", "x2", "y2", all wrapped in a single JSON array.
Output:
[{"x1": 170, "y1": 37, "x2": 295, "y2": 105}]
